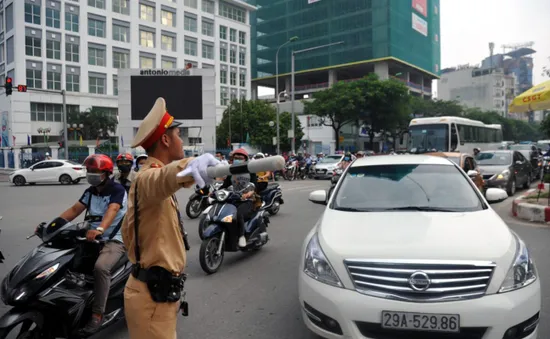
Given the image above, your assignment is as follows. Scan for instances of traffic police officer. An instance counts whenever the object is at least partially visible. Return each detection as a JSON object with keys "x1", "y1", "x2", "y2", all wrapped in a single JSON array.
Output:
[{"x1": 122, "y1": 97, "x2": 219, "y2": 339}]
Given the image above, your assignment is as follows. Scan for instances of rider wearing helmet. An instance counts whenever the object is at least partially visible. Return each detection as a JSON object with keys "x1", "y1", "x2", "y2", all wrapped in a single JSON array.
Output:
[
  {"x1": 114, "y1": 153, "x2": 135, "y2": 192},
  {"x1": 134, "y1": 154, "x2": 148, "y2": 172},
  {"x1": 57, "y1": 154, "x2": 128, "y2": 334},
  {"x1": 253, "y1": 153, "x2": 270, "y2": 192},
  {"x1": 339, "y1": 152, "x2": 353, "y2": 169},
  {"x1": 221, "y1": 148, "x2": 258, "y2": 248},
  {"x1": 473, "y1": 148, "x2": 481, "y2": 157}
]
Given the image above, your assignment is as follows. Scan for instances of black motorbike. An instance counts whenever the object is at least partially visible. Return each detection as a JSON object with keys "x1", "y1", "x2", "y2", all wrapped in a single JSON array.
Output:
[
  {"x1": 0, "y1": 218, "x2": 131, "y2": 339},
  {"x1": 185, "y1": 181, "x2": 223, "y2": 219},
  {"x1": 198, "y1": 185, "x2": 270, "y2": 274}
]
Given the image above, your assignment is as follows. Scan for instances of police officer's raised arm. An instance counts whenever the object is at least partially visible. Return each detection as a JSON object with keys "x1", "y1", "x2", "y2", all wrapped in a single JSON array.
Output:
[{"x1": 135, "y1": 159, "x2": 196, "y2": 203}]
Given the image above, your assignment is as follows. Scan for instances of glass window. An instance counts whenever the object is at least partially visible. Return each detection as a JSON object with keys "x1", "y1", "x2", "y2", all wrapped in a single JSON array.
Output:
[
  {"x1": 89, "y1": 76, "x2": 106, "y2": 94},
  {"x1": 26, "y1": 68, "x2": 42, "y2": 89},
  {"x1": 46, "y1": 8, "x2": 61, "y2": 28},
  {"x1": 202, "y1": 0, "x2": 214, "y2": 14},
  {"x1": 88, "y1": 19, "x2": 106, "y2": 37},
  {"x1": 239, "y1": 51, "x2": 245, "y2": 65},
  {"x1": 162, "y1": 59, "x2": 176, "y2": 69},
  {"x1": 140, "y1": 30, "x2": 155, "y2": 48},
  {"x1": 219, "y1": 26, "x2": 227, "y2": 40},
  {"x1": 220, "y1": 70, "x2": 227, "y2": 84},
  {"x1": 88, "y1": 0, "x2": 105, "y2": 9},
  {"x1": 409, "y1": 124, "x2": 449, "y2": 152},
  {"x1": 113, "y1": 0, "x2": 130, "y2": 15},
  {"x1": 25, "y1": 3, "x2": 41, "y2": 25},
  {"x1": 113, "y1": 24, "x2": 130, "y2": 42},
  {"x1": 239, "y1": 31, "x2": 246, "y2": 44},
  {"x1": 230, "y1": 49, "x2": 236, "y2": 63},
  {"x1": 219, "y1": 1, "x2": 246, "y2": 23},
  {"x1": 88, "y1": 47, "x2": 105, "y2": 66},
  {"x1": 25, "y1": 36, "x2": 41, "y2": 57},
  {"x1": 46, "y1": 40, "x2": 61, "y2": 60},
  {"x1": 66, "y1": 73, "x2": 80, "y2": 92},
  {"x1": 184, "y1": 39, "x2": 197, "y2": 56},
  {"x1": 65, "y1": 42, "x2": 79, "y2": 62},
  {"x1": 333, "y1": 164, "x2": 483, "y2": 212},
  {"x1": 202, "y1": 20, "x2": 214, "y2": 36},
  {"x1": 140, "y1": 4, "x2": 155, "y2": 22},
  {"x1": 230, "y1": 71, "x2": 236, "y2": 86},
  {"x1": 140, "y1": 56, "x2": 154, "y2": 69},
  {"x1": 220, "y1": 47, "x2": 227, "y2": 62},
  {"x1": 47, "y1": 71, "x2": 61, "y2": 90},
  {"x1": 184, "y1": 0, "x2": 198, "y2": 8},
  {"x1": 113, "y1": 51, "x2": 129, "y2": 68},
  {"x1": 239, "y1": 73, "x2": 245, "y2": 87},
  {"x1": 65, "y1": 12, "x2": 79, "y2": 32},
  {"x1": 161, "y1": 10, "x2": 174, "y2": 27},
  {"x1": 230, "y1": 92, "x2": 237, "y2": 101},
  {"x1": 476, "y1": 152, "x2": 512, "y2": 166},
  {"x1": 184, "y1": 15, "x2": 197, "y2": 32},
  {"x1": 113, "y1": 76, "x2": 118, "y2": 96},
  {"x1": 161, "y1": 35, "x2": 175, "y2": 52},
  {"x1": 202, "y1": 43, "x2": 213, "y2": 59},
  {"x1": 229, "y1": 28, "x2": 236, "y2": 42},
  {"x1": 220, "y1": 89, "x2": 228, "y2": 105}
]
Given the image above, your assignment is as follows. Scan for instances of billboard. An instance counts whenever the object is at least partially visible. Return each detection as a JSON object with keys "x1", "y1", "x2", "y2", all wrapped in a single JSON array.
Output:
[
  {"x1": 412, "y1": 12, "x2": 428, "y2": 37},
  {"x1": 1, "y1": 111, "x2": 8, "y2": 147},
  {"x1": 412, "y1": 0, "x2": 427, "y2": 17},
  {"x1": 130, "y1": 76, "x2": 203, "y2": 121}
]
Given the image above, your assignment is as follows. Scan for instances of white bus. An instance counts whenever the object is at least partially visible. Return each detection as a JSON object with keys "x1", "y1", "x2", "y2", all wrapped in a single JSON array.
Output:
[{"x1": 409, "y1": 116, "x2": 503, "y2": 153}]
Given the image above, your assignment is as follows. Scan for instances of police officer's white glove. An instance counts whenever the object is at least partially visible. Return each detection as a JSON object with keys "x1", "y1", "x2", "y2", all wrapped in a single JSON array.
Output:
[{"x1": 176, "y1": 153, "x2": 220, "y2": 188}]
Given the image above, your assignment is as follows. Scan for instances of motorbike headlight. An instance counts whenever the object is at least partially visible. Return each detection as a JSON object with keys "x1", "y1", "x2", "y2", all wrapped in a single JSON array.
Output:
[
  {"x1": 221, "y1": 215, "x2": 233, "y2": 223},
  {"x1": 35, "y1": 263, "x2": 60, "y2": 280},
  {"x1": 499, "y1": 235, "x2": 537, "y2": 293},
  {"x1": 215, "y1": 190, "x2": 229, "y2": 202},
  {"x1": 304, "y1": 234, "x2": 342, "y2": 287},
  {"x1": 496, "y1": 169, "x2": 510, "y2": 180}
]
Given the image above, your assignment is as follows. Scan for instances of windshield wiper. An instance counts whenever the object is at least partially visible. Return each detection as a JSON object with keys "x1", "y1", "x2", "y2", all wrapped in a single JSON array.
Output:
[
  {"x1": 333, "y1": 207, "x2": 363, "y2": 212},
  {"x1": 381, "y1": 206, "x2": 458, "y2": 212}
]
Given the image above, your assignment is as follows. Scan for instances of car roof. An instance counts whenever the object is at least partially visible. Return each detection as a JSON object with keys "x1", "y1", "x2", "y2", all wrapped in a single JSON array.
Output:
[
  {"x1": 426, "y1": 152, "x2": 471, "y2": 158},
  {"x1": 351, "y1": 155, "x2": 454, "y2": 167}
]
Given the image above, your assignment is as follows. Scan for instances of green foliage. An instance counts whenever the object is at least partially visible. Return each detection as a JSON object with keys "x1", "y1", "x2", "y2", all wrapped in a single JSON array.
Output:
[
  {"x1": 67, "y1": 107, "x2": 117, "y2": 140},
  {"x1": 409, "y1": 96, "x2": 463, "y2": 117},
  {"x1": 464, "y1": 108, "x2": 542, "y2": 141},
  {"x1": 539, "y1": 114, "x2": 550, "y2": 139},
  {"x1": 216, "y1": 99, "x2": 303, "y2": 151}
]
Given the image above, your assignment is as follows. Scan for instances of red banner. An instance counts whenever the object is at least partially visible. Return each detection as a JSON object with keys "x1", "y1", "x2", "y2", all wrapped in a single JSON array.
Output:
[{"x1": 412, "y1": 0, "x2": 427, "y2": 17}]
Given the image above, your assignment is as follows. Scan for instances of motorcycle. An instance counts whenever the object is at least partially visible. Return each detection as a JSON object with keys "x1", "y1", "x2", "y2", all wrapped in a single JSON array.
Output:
[
  {"x1": 185, "y1": 181, "x2": 223, "y2": 219},
  {"x1": 284, "y1": 161, "x2": 297, "y2": 181},
  {"x1": 0, "y1": 218, "x2": 131, "y2": 339},
  {"x1": 198, "y1": 184, "x2": 270, "y2": 274}
]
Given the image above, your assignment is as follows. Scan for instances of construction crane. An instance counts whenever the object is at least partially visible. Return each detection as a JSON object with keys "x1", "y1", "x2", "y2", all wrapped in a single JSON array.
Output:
[{"x1": 501, "y1": 41, "x2": 534, "y2": 54}]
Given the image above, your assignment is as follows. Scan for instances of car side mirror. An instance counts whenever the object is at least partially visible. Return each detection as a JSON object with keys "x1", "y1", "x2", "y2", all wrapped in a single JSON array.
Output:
[
  {"x1": 467, "y1": 170, "x2": 478, "y2": 178},
  {"x1": 309, "y1": 190, "x2": 327, "y2": 205},
  {"x1": 30, "y1": 167, "x2": 34, "y2": 171},
  {"x1": 515, "y1": 160, "x2": 522, "y2": 165},
  {"x1": 485, "y1": 188, "x2": 508, "y2": 204}
]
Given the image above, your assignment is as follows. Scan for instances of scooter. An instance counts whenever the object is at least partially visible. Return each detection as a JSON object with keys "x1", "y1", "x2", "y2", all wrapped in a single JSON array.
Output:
[
  {"x1": 0, "y1": 218, "x2": 131, "y2": 339},
  {"x1": 185, "y1": 181, "x2": 223, "y2": 219},
  {"x1": 198, "y1": 184, "x2": 270, "y2": 274}
]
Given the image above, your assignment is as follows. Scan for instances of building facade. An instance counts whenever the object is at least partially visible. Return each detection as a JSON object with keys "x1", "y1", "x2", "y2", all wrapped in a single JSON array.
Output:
[
  {"x1": 248, "y1": 0, "x2": 440, "y2": 152},
  {"x1": 0, "y1": 0, "x2": 254, "y2": 149}
]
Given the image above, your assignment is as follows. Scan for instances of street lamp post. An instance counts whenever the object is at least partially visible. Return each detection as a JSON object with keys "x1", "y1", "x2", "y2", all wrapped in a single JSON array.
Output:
[
  {"x1": 37, "y1": 127, "x2": 51, "y2": 145},
  {"x1": 290, "y1": 41, "x2": 344, "y2": 154},
  {"x1": 275, "y1": 36, "x2": 298, "y2": 154}
]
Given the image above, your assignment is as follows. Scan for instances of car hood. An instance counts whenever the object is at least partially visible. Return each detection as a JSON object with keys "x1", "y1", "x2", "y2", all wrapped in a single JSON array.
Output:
[
  {"x1": 317, "y1": 208, "x2": 515, "y2": 264},
  {"x1": 12, "y1": 168, "x2": 31, "y2": 176},
  {"x1": 477, "y1": 165, "x2": 510, "y2": 176},
  {"x1": 315, "y1": 163, "x2": 339, "y2": 169}
]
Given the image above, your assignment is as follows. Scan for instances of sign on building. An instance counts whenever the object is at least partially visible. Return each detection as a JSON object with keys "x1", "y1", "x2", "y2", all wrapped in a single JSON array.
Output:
[
  {"x1": 412, "y1": 12, "x2": 428, "y2": 37},
  {"x1": 412, "y1": 0, "x2": 427, "y2": 17}
]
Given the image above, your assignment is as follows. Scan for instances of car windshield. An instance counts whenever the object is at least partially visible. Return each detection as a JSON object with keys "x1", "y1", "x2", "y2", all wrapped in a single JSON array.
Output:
[
  {"x1": 476, "y1": 152, "x2": 511, "y2": 166},
  {"x1": 319, "y1": 156, "x2": 341, "y2": 163},
  {"x1": 409, "y1": 124, "x2": 449, "y2": 152},
  {"x1": 332, "y1": 164, "x2": 482, "y2": 212}
]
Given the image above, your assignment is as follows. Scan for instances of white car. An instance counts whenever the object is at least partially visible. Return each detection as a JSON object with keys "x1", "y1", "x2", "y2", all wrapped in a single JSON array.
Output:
[
  {"x1": 313, "y1": 155, "x2": 345, "y2": 179},
  {"x1": 9, "y1": 160, "x2": 86, "y2": 186},
  {"x1": 300, "y1": 155, "x2": 540, "y2": 339}
]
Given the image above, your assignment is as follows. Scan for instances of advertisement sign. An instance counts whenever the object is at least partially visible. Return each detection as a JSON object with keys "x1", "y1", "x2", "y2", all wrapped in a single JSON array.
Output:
[
  {"x1": 412, "y1": 0, "x2": 427, "y2": 17},
  {"x1": 1, "y1": 111, "x2": 8, "y2": 147},
  {"x1": 412, "y1": 13, "x2": 428, "y2": 37},
  {"x1": 308, "y1": 0, "x2": 321, "y2": 3}
]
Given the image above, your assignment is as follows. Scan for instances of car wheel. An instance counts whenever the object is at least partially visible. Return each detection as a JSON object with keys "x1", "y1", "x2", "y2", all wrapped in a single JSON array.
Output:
[
  {"x1": 59, "y1": 174, "x2": 72, "y2": 185},
  {"x1": 12, "y1": 175, "x2": 26, "y2": 186},
  {"x1": 507, "y1": 177, "x2": 516, "y2": 196},
  {"x1": 523, "y1": 174, "x2": 531, "y2": 189}
]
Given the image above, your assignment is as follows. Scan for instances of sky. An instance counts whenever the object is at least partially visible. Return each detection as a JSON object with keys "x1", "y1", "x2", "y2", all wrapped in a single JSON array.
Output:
[{"x1": 258, "y1": 0, "x2": 550, "y2": 96}]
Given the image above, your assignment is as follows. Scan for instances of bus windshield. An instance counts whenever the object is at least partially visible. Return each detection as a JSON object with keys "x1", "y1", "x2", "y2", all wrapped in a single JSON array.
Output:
[{"x1": 409, "y1": 124, "x2": 449, "y2": 153}]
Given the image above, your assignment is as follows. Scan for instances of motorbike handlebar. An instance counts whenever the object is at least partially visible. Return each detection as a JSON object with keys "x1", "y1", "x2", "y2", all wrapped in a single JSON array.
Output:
[{"x1": 75, "y1": 236, "x2": 103, "y2": 244}]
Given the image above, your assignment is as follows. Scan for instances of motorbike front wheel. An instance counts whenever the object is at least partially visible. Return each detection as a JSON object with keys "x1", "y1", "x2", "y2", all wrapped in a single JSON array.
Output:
[
  {"x1": 199, "y1": 236, "x2": 225, "y2": 274},
  {"x1": 198, "y1": 214, "x2": 208, "y2": 240},
  {"x1": 268, "y1": 201, "x2": 281, "y2": 215},
  {"x1": 185, "y1": 198, "x2": 203, "y2": 219}
]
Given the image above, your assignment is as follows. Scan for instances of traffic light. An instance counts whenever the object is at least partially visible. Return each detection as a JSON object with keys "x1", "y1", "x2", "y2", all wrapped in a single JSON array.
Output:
[
  {"x1": 5, "y1": 77, "x2": 12, "y2": 96},
  {"x1": 185, "y1": 63, "x2": 193, "y2": 70},
  {"x1": 17, "y1": 85, "x2": 27, "y2": 92}
]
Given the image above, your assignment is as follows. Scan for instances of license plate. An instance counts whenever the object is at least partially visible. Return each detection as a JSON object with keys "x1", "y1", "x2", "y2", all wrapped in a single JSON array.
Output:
[{"x1": 381, "y1": 311, "x2": 460, "y2": 333}]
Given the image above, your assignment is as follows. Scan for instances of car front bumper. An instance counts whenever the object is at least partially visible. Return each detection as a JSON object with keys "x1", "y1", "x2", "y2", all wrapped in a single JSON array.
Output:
[{"x1": 299, "y1": 271, "x2": 541, "y2": 339}]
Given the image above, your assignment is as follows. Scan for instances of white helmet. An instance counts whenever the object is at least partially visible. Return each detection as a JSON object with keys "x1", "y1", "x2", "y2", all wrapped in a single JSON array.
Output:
[
  {"x1": 254, "y1": 153, "x2": 265, "y2": 160},
  {"x1": 45, "y1": 152, "x2": 50, "y2": 156}
]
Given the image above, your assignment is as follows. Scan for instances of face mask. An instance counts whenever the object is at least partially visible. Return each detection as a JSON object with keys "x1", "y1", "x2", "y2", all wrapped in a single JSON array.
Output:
[
  {"x1": 344, "y1": 157, "x2": 350, "y2": 161},
  {"x1": 86, "y1": 173, "x2": 104, "y2": 187},
  {"x1": 233, "y1": 159, "x2": 243, "y2": 164},
  {"x1": 118, "y1": 165, "x2": 131, "y2": 173}
]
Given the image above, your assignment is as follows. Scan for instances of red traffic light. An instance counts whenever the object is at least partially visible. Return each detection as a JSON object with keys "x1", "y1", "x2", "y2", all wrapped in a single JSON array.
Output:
[
  {"x1": 17, "y1": 85, "x2": 27, "y2": 92},
  {"x1": 185, "y1": 63, "x2": 192, "y2": 70},
  {"x1": 6, "y1": 77, "x2": 12, "y2": 84}
]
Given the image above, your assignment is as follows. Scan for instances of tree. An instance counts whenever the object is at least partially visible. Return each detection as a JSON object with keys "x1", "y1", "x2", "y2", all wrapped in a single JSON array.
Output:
[
  {"x1": 540, "y1": 114, "x2": 550, "y2": 138},
  {"x1": 542, "y1": 56, "x2": 550, "y2": 78},
  {"x1": 67, "y1": 107, "x2": 118, "y2": 140},
  {"x1": 216, "y1": 99, "x2": 303, "y2": 152},
  {"x1": 355, "y1": 74, "x2": 411, "y2": 148},
  {"x1": 303, "y1": 80, "x2": 362, "y2": 149}
]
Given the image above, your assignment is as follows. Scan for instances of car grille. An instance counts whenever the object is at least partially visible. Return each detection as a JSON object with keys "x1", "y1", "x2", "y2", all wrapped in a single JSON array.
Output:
[
  {"x1": 316, "y1": 169, "x2": 327, "y2": 174},
  {"x1": 344, "y1": 259, "x2": 496, "y2": 302}
]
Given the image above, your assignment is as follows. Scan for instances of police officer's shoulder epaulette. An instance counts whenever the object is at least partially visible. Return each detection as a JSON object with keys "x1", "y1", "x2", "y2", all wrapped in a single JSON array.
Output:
[{"x1": 150, "y1": 163, "x2": 162, "y2": 168}]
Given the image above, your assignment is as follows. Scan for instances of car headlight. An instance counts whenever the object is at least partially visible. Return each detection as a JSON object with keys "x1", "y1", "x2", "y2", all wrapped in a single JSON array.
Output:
[
  {"x1": 499, "y1": 235, "x2": 537, "y2": 293},
  {"x1": 304, "y1": 234, "x2": 342, "y2": 287},
  {"x1": 215, "y1": 190, "x2": 229, "y2": 202},
  {"x1": 496, "y1": 169, "x2": 510, "y2": 180}
]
